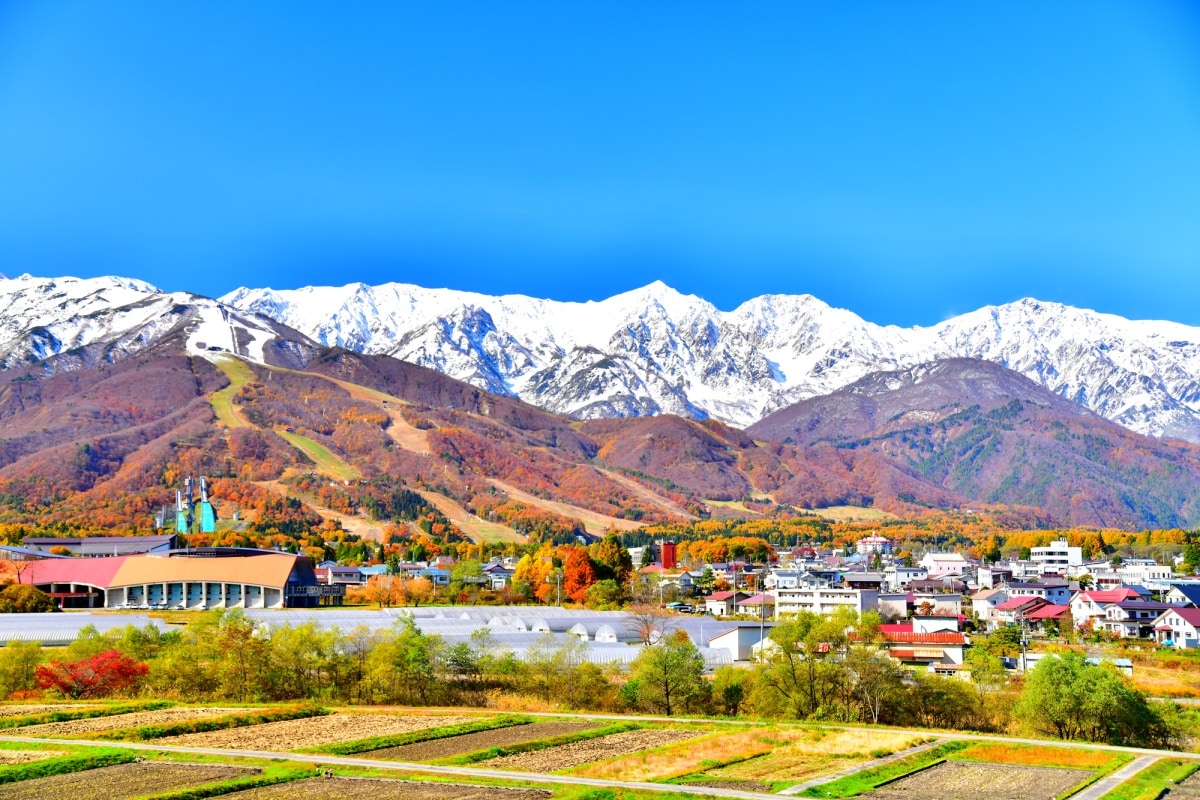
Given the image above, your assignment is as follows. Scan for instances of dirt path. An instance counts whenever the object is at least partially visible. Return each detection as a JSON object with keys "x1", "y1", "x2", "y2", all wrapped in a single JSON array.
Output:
[
  {"x1": 594, "y1": 467, "x2": 696, "y2": 520},
  {"x1": 256, "y1": 479, "x2": 386, "y2": 543},
  {"x1": 487, "y1": 479, "x2": 641, "y2": 535},
  {"x1": 318, "y1": 376, "x2": 432, "y2": 455},
  {"x1": 419, "y1": 490, "x2": 526, "y2": 544}
]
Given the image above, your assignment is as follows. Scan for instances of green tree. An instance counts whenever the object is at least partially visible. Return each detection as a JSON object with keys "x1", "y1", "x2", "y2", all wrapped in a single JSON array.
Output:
[
  {"x1": 1014, "y1": 652, "x2": 1168, "y2": 746},
  {"x1": 583, "y1": 579, "x2": 625, "y2": 610},
  {"x1": 756, "y1": 610, "x2": 850, "y2": 718},
  {"x1": 711, "y1": 664, "x2": 749, "y2": 716},
  {"x1": 589, "y1": 533, "x2": 634, "y2": 585},
  {"x1": 844, "y1": 646, "x2": 905, "y2": 724},
  {"x1": 0, "y1": 583, "x2": 56, "y2": 613},
  {"x1": 630, "y1": 630, "x2": 707, "y2": 716},
  {"x1": 0, "y1": 641, "x2": 42, "y2": 697}
]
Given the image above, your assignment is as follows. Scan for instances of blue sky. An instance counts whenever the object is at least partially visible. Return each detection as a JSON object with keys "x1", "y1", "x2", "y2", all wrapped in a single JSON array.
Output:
[{"x1": 0, "y1": 2, "x2": 1198, "y2": 326}]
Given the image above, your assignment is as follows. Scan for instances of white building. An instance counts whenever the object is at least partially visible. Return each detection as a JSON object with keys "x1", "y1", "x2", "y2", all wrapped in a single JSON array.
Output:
[
  {"x1": 775, "y1": 587, "x2": 878, "y2": 618},
  {"x1": 1030, "y1": 539, "x2": 1083, "y2": 575},
  {"x1": 1153, "y1": 607, "x2": 1200, "y2": 649},
  {"x1": 856, "y1": 535, "x2": 892, "y2": 555}
]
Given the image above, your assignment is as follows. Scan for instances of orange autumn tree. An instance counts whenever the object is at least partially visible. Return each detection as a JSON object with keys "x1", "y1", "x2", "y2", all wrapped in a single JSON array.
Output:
[{"x1": 562, "y1": 547, "x2": 597, "y2": 603}]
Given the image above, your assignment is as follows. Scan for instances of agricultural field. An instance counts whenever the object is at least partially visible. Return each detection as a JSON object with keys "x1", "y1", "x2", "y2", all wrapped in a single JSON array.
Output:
[
  {"x1": 18, "y1": 707, "x2": 250, "y2": 738},
  {"x1": 868, "y1": 761, "x2": 1092, "y2": 800},
  {"x1": 367, "y1": 721, "x2": 599, "y2": 762},
  {"x1": 0, "y1": 748, "x2": 62, "y2": 764},
  {"x1": 0, "y1": 761, "x2": 259, "y2": 800},
  {"x1": 683, "y1": 728, "x2": 921, "y2": 791},
  {"x1": 219, "y1": 777, "x2": 552, "y2": 799},
  {"x1": 0, "y1": 705, "x2": 94, "y2": 718},
  {"x1": 1167, "y1": 766, "x2": 1200, "y2": 798},
  {"x1": 154, "y1": 712, "x2": 479, "y2": 751},
  {"x1": 480, "y1": 728, "x2": 704, "y2": 772}
]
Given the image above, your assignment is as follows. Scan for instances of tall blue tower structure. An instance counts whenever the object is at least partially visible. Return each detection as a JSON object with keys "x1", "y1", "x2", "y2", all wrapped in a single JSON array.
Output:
[{"x1": 174, "y1": 476, "x2": 217, "y2": 534}]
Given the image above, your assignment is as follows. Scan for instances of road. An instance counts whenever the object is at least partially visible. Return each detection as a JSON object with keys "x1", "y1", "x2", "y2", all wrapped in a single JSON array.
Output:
[{"x1": 1071, "y1": 755, "x2": 1160, "y2": 800}]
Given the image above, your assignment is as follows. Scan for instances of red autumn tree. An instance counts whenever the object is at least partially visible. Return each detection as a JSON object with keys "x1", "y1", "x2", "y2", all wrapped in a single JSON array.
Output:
[
  {"x1": 561, "y1": 547, "x2": 597, "y2": 604},
  {"x1": 35, "y1": 650, "x2": 149, "y2": 699}
]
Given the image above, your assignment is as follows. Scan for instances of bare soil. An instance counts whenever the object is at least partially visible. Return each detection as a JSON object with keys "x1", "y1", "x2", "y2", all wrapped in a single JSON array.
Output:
[
  {"x1": 481, "y1": 729, "x2": 704, "y2": 773},
  {"x1": 366, "y1": 721, "x2": 598, "y2": 761},
  {"x1": 869, "y1": 760, "x2": 1091, "y2": 800},
  {"x1": 154, "y1": 713, "x2": 477, "y2": 751},
  {"x1": 18, "y1": 707, "x2": 249, "y2": 738},
  {"x1": 220, "y1": 777, "x2": 551, "y2": 799},
  {"x1": 0, "y1": 704, "x2": 94, "y2": 718},
  {"x1": 0, "y1": 761, "x2": 259, "y2": 800}
]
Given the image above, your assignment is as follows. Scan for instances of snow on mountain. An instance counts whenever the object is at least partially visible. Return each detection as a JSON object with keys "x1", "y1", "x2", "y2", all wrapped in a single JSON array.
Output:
[
  {"x1": 222, "y1": 280, "x2": 1200, "y2": 443},
  {"x1": 0, "y1": 273, "x2": 308, "y2": 370}
]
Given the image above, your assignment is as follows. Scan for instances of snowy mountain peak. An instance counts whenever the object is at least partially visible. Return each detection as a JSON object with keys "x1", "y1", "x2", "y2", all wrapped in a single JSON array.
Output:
[{"x1": 220, "y1": 279, "x2": 1200, "y2": 442}]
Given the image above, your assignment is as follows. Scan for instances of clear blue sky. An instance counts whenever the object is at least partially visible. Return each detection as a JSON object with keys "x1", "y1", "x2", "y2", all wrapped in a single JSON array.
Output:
[{"x1": 0, "y1": 2, "x2": 1198, "y2": 326}]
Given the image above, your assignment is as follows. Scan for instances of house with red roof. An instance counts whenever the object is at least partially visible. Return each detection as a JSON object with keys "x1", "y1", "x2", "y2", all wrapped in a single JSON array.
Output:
[
  {"x1": 859, "y1": 623, "x2": 966, "y2": 667},
  {"x1": 704, "y1": 591, "x2": 748, "y2": 616},
  {"x1": 1024, "y1": 604, "x2": 1072, "y2": 634},
  {"x1": 993, "y1": 595, "x2": 1049, "y2": 627},
  {"x1": 1070, "y1": 588, "x2": 1143, "y2": 630},
  {"x1": 1154, "y1": 607, "x2": 1200, "y2": 649}
]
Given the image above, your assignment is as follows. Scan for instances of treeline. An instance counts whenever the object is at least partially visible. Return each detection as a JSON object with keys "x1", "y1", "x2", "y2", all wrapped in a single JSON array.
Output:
[{"x1": 1, "y1": 609, "x2": 1187, "y2": 749}]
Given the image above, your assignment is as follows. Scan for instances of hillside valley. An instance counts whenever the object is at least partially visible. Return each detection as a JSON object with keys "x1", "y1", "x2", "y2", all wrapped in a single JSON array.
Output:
[{"x1": 0, "y1": 274, "x2": 1198, "y2": 538}]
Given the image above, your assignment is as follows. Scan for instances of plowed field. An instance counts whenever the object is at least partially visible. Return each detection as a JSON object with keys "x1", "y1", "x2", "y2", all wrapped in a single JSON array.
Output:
[
  {"x1": 0, "y1": 761, "x2": 259, "y2": 800},
  {"x1": 869, "y1": 760, "x2": 1091, "y2": 800},
  {"x1": 19, "y1": 708, "x2": 249, "y2": 737},
  {"x1": 154, "y1": 713, "x2": 477, "y2": 751},
  {"x1": 366, "y1": 721, "x2": 597, "y2": 761},
  {"x1": 481, "y1": 729, "x2": 704, "y2": 772},
  {"x1": 220, "y1": 777, "x2": 552, "y2": 799},
  {"x1": 0, "y1": 704, "x2": 93, "y2": 718}
]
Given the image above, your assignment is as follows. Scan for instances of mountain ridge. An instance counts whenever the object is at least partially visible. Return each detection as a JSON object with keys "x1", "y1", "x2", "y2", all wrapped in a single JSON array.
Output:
[{"x1": 221, "y1": 279, "x2": 1200, "y2": 443}]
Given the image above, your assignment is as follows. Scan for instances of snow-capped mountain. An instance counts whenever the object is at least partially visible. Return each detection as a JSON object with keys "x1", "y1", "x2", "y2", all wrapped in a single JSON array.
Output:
[
  {"x1": 0, "y1": 273, "x2": 314, "y2": 370},
  {"x1": 221, "y1": 280, "x2": 1200, "y2": 443}
]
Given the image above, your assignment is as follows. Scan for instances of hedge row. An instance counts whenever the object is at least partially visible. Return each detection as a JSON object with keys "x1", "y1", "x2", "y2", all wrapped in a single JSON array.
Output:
[
  {"x1": 0, "y1": 700, "x2": 174, "y2": 730},
  {"x1": 0, "y1": 749, "x2": 137, "y2": 784},
  {"x1": 140, "y1": 767, "x2": 313, "y2": 800},
  {"x1": 307, "y1": 713, "x2": 534, "y2": 756},
  {"x1": 93, "y1": 704, "x2": 329, "y2": 742},
  {"x1": 442, "y1": 722, "x2": 642, "y2": 765}
]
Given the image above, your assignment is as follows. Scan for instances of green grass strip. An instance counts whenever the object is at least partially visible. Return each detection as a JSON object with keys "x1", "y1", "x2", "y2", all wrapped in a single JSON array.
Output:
[
  {"x1": 136, "y1": 766, "x2": 313, "y2": 800},
  {"x1": 801, "y1": 741, "x2": 968, "y2": 798},
  {"x1": 302, "y1": 713, "x2": 534, "y2": 756},
  {"x1": 0, "y1": 700, "x2": 175, "y2": 730},
  {"x1": 0, "y1": 748, "x2": 137, "y2": 784},
  {"x1": 438, "y1": 722, "x2": 642, "y2": 766},
  {"x1": 1097, "y1": 758, "x2": 1199, "y2": 800},
  {"x1": 92, "y1": 704, "x2": 328, "y2": 742}
]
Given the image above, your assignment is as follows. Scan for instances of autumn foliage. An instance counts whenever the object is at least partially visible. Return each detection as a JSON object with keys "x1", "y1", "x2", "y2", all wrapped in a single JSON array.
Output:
[{"x1": 35, "y1": 650, "x2": 149, "y2": 699}]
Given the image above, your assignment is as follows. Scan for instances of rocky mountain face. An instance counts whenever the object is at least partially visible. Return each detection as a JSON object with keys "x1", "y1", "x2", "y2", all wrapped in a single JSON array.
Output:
[
  {"x1": 747, "y1": 358, "x2": 1200, "y2": 530},
  {"x1": 0, "y1": 273, "x2": 318, "y2": 373},
  {"x1": 222, "y1": 281, "x2": 1200, "y2": 443}
]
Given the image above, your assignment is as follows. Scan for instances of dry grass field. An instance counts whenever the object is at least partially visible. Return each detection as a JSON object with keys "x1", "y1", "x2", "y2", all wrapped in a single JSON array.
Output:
[
  {"x1": 703, "y1": 728, "x2": 921, "y2": 786},
  {"x1": 0, "y1": 762, "x2": 259, "y2": 800},
  {"x1": 572, "y1": 726, "x2": 790, "y2": 782},
  {"x1": 953, "y1": 743, "x2": 1118, "y2": 770}
]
